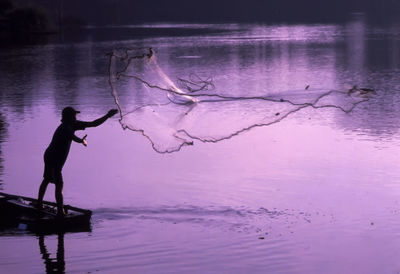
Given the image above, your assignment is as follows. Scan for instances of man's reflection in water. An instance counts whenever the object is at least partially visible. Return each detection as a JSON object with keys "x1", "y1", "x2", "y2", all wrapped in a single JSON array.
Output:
[{"x1": 38, "y1": 232, "x2": 65, "y2": 273}]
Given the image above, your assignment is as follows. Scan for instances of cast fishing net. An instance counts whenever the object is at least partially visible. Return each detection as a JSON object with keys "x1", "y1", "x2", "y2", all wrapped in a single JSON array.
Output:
[{"x1": 108, "y1": 48, "x2": 372, "y2": 153}]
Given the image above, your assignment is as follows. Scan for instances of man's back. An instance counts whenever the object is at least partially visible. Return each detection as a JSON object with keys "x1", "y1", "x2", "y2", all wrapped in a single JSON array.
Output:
[{"x1": 45, "y1": 121, "x2": 86, "y2": 167}]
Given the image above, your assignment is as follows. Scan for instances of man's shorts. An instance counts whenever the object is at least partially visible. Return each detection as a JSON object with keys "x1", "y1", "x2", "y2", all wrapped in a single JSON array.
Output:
[
  {"x1": 43, "y1": 156, "x2": 63, "y2": 184},
  {"x1": 43, "y1": 164, "x2": 63, "y2": 183}
]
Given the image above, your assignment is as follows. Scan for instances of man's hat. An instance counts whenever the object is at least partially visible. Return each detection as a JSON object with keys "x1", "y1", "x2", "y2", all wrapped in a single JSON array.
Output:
[{"x1": 62, "y1": 106, "x2": 80, "y2": 122}]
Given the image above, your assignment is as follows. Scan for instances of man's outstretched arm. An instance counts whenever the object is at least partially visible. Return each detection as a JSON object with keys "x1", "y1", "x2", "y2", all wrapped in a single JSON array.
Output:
[{"x1": 81, "y1": 109, "x2": 118, "y2": 128}]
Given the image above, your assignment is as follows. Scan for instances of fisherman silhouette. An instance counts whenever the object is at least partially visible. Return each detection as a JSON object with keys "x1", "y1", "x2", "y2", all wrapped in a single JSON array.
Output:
[{"x1": 37, "y1": 107, "x2": 118, "y2": 216}]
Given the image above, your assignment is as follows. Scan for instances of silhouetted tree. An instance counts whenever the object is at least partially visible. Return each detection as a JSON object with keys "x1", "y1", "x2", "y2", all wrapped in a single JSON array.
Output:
[
  {"x1": 7, "y1": 6, "x2": 52, "y2": 32},
  {"x1": 0, "y1": 0, "x2": 13, "y2": 15}
]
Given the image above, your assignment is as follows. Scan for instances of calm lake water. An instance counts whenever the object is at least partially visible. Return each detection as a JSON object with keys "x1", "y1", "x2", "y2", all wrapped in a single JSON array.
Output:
[{"x1": 1, "y1": 17, "x2": 400, "y2": 273}]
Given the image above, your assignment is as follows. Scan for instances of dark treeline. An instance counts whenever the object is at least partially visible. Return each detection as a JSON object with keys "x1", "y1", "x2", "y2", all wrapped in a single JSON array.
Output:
[{"x1": 3, "y1": 0, "x2": 400, "y2": 27}]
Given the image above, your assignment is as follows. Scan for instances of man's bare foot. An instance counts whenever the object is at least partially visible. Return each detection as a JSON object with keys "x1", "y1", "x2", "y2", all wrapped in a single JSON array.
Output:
[{"x1": 57, "y1": 208, "x2": 67, "y2": 218}]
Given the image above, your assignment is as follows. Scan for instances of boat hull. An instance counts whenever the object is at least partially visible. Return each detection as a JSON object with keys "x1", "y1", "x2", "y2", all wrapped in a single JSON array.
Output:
[{"x1": 0, "y1": 192, "x2": 91, "y2": 233}]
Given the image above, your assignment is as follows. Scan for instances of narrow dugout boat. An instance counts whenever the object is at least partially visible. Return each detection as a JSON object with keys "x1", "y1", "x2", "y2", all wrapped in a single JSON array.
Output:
[{"x1": 0, "y1": 192, "x2": 91, "y2": 232}]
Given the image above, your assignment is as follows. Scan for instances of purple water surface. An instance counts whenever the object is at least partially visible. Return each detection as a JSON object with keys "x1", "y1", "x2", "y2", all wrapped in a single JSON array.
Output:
[{"x1": 1, "y1": 19, "x2": 400, "y2": 273}]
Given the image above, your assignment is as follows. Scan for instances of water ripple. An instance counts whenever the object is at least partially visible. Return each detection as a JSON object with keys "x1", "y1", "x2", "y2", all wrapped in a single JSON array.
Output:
[{"x1": 93, "y1": 205, "x2": 313, "y2": 236}]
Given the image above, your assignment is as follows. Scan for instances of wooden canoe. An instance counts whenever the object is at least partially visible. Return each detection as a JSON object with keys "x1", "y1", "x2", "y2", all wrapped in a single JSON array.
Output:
[{"x1": 0, "y1": 192, "x2": 91, "y2": 232}]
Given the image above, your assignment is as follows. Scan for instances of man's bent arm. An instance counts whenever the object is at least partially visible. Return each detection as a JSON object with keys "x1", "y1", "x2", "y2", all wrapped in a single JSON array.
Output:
[{"x1": 72, "y1": 134, "x2": 84, "y2": 144}]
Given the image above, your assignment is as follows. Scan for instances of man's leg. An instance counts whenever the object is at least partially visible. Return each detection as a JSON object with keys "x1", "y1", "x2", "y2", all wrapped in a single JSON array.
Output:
[
  {"x1": 55, "y1": 176, "x2": 64, "y2": 216},
  {"x1": 37, "y1": 179, "x2": 50, "y2": 208}
]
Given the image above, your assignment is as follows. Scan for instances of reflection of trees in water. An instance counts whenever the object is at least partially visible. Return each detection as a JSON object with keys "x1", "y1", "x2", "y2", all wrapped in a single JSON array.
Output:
[
  {"x1": 38, "y1": 232, "x2": 65, "y2": 274},
  {"x1": 0, "y1": 113, "x2": 7, "y2": 186},
  {"x1": 334, "y1": 16, "x2": 400, "y2": 138},
  {"x1": 0, "y1": 31, "x2": 113, "y2": 117},
  {"x1": 336, "y1": 84, "x2": 400, "y2": 139},
  {"x1": 0, "y1": 16, "x2": 399, "y2": 141}
]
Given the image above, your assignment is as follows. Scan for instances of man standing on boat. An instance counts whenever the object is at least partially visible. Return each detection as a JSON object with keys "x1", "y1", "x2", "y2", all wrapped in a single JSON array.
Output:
[{"x1": 37, "y1": 107, "x2": 118, "y2": 217}]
